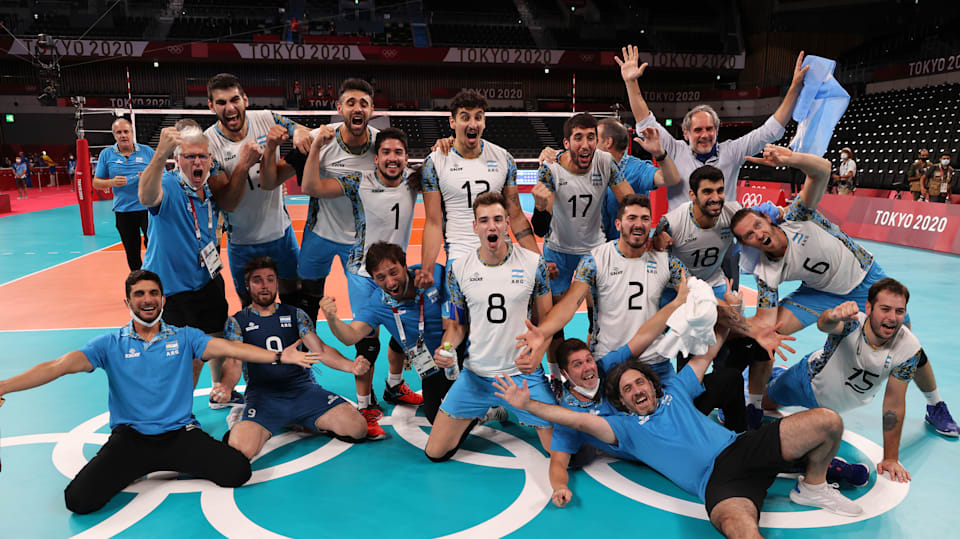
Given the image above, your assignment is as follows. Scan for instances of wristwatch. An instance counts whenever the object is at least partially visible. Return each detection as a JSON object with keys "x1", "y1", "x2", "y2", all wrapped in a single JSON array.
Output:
[{"x1": 273, "y1": 351, "x2": 282, "y2": 365}]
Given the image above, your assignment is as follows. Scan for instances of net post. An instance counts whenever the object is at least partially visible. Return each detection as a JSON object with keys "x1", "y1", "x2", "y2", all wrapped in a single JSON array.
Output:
[{"x1": 75, "y1": 138, "x2": 95, "y2": 235}]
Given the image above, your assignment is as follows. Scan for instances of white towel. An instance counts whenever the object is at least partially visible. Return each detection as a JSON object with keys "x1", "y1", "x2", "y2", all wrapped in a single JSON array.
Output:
[{"x1": 654, "y1": 277, "x2": 718, "y2": 358}]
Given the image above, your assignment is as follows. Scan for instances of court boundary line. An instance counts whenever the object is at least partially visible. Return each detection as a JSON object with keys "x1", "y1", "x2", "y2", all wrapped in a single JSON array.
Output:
[{"x1": 0, "y1": 242, "x2": 125, "y2": 289}]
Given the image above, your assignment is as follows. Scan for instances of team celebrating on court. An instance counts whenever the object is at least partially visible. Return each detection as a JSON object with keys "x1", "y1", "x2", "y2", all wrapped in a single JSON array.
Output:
[{"x1": 2, "y1": 44, "x2": 958, "y2": 538}]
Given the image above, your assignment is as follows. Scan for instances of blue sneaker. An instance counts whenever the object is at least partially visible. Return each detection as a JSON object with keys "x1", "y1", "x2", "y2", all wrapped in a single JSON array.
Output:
[
  {"x1": 746, "y1": 403, "x2": 763, "y2": 430},
  {"x1": 826, "y1": 457, "x2": 869, "y2": 487},
  {"x1": 209, "y1": 390, "x2": 244, "y2": 410},
  {"x1": 925, "y1": 402, "x2": 960, "y2": 437}
]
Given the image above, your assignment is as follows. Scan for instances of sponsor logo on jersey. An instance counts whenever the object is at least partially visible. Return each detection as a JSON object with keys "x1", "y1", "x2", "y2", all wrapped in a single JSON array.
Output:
[
  {"x1": 165, "y1": 341, "x2": 180, "y2": 357},
  {"x1": 426, "y1": 288, "x2": 440, "y2": 303},
  {"x1": 224, "y1": 152, "x2": 237, "y2": 162},
  {"x1": 791, "y1": 231, "x2": 807, "y2": 246},
  {"x1": 279, "y1": 315, "x2": 293, "y2": 328},
  {"x1": 371, "y1": 187, "x2": 385, "y2": 193},
  {"x1": 135, "y1": 157, "x2": 144, "y2": 163},
  {"x1": 610, "y1": 266, "x2": 623, "y2": 276},
  {"x1": 450, "y1": 166, "x2": 463, "y2": 172},
  {"x1": 124, "y1": 347, "x2": 141, "y2": 359},
  {"x1": 646, "y1": 260, "x2": 658, "y2": 273},
  {"x1": 330, "y1": 160, "x2": 347, "y2": 167},
  {"x1": 468, "y1": 272, "x2": 483, "y2": 282},
  {"x1": 245, "y1": 322, "x2": 260, "y2": 332},
  {"x1": 114, "y1": 159, "x2": 124, "y2": 163},
  {"x1": 511, "y1": 268, "x2": 525, "y2": 284}
]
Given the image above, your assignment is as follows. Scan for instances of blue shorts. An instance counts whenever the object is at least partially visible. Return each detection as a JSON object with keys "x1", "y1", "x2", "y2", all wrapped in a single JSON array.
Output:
[
  {"x1": 298, "y1": 229, "x2": 353, "y2": 281},
  {"x1": 228, "y1": 226, "x2": 300, "y2": 295},
  {"x1": 660, "y1": 283, "x2": 727, "y2": 307},
  {"x1": 440, "y1": 368, "x2": 556, "y2": 428},
  {"x1": 780, "y1": 263, "x2": 908, "y2": 328},
  {"x1": 764, "y1": 353, "x2": 819, "y2": 409},
  {"x1": 543, "y1": 246, "x2": 586, "y2": 296},
  {"x1": 346, "y1": 271, "x2": 380, "y2": 315},
  {"x1": 240, "y1": 382, "x2": 347, "y2": 434}
]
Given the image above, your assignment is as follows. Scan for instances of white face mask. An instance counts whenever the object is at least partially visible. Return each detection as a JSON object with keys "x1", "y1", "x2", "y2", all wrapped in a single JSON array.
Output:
[
  {"x1": 841, "y1": 152, "x2": 849, "y2": 160},
  {"x1": 127, "y1": 301, "x2": 164, "y2": 328},
  {"x1": 564, "y1": 370, "x2": 600, "y2": 399},
  {"x1": 942, "y1": 159, "x2": 951, "y2": 167},
  {"x1": 176, "y1": 161, "x2": 208, "y2": 191}
]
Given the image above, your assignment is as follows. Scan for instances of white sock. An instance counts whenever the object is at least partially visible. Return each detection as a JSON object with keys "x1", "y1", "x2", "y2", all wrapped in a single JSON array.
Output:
[
  {"x1": 749, "y1": 393, "x2": 763, "y2": 408},
  {"x1": 800, "y1": 479, "x2": 827, "y2": 491},
  {"x1": 357, "y1": 394, "x2": 371, "y2": 408},
  {"x1": 387, "y1": 373, "x2": 403, "y2": 387},
  {"x1": 923, "y1": 389, "x2": 942, "y2": 406},
  {"x1": 548, "y1": 362, "x2": 561, "y2": 379}
]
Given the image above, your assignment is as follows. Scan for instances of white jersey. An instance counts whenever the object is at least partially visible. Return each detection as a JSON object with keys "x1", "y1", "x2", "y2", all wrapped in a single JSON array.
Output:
[
  {"x1": 754, "y1": 198, "x2": 874, "y2": 309},
  {"x1": 339, "y1": 170, "x2": 417, "y2": 277},
  {"x1": 576, "y1": 241, "x2": 683, "y2": 362},
  {"x1": 539, "y1": 150, "x2": 626, "y2": 255},
  {"x1": 659, "y1": 201, "x2": 741, "y2": 288},
  {"x1": 448, "y1": 245, "x2": 550, "y2": 377},
  {"x1": 305, "y1": 123, "x2": 379, "y2": 245},
  {"x1": 205, "y1": 110, "x2": 293, "y2": 245},
  {"x1": 808, "y1": 312, "x2": 921, "y2": 412},
  {"x1": 422, "y1": 140, "x2": 517, "y2": 260}
]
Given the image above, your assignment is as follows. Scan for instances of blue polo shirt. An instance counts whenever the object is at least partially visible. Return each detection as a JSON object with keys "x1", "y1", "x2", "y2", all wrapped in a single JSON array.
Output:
[
  {"x1": 353, "y1": 264, "x2": 446, "y2": 354},
  {"x1": 603, "y1": 154, "x2": 658, "y2": 240},
  {"x1": 94, "y1": 143, "x2": 155, "y2": 213},
  {"x1": 13, "y1": 161, "x2": 27, "y2": 178},
  {"x1": 596, "y1": 366, "x2": 737, "y2": 501},
  {"x1": 80, "y1": 321, "x2": 212, "y2": 435},
  {"x1": 142, "y1": 171, "x2": 221, "y2": 295}
]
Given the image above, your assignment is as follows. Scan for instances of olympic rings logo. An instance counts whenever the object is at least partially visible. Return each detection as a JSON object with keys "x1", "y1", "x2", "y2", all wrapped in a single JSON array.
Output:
[
  {"x1": 166, "y1": 45, "x2": 184, "y2": 55},
  {"x1": 740, "y1": 192, "x2": 766, "y2": 207},
  {"x1": 381, "y1": 49, "x2": 398, "y2": 58},
  {"x1": 1, "y1": 394, "x2": 908, "y2": 536}
]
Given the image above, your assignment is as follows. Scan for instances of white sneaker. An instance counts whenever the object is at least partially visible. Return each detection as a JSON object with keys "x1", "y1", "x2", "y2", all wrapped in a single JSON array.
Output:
[
  {"x1": 789, "y1": 477, "x2": 863, "y2": 516},
  {"x1": 480, "y1": 406, "x2": 509, "y2": 425},
  {"x1": 226, "y1": 406, "x2": 243, "y2": 430}
]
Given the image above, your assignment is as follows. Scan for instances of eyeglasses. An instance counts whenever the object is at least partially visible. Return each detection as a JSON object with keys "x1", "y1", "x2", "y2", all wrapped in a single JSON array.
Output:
[{"x1": 181, "y1": 153, "x2": 210, "y2": 161}]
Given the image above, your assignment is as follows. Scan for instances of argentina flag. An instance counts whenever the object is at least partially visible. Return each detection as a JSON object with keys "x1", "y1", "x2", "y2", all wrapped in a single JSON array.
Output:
[{"x1": 789, "y1": 55, "x2": 850, "y2": 157}]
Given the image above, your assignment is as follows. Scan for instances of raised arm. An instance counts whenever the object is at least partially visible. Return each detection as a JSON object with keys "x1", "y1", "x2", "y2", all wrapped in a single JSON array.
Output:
[
  {"x1": 493, "y1": 375, "x2": 617, "y2": 444},
  {"x1": 301, "y1": 129, "x2": 343, "y2": 198},
  {"x1": 504, "y1": 185, "x2": 539, "y2": 253},
  {"x1": 615, "y1": 45, "x2": 651, "y2": 124},
  {"x1": 259, "y1": 124, "x2": 297, "y2": 191},
  {"x1": 139, "y1": 127, "x2": 180, "y2": 207},
  {"x1": 0, "y1": 351, "x2": 93, "y2": 402},
  {"x1": 634, "y1": 126, "x2": 681, "y2": 187},
  {"x1": 816, "y1": 301, "x2": 859, "y2": 335},
  {"x1": 745, "y1": 145, "x2": 831, "y2": 210},
  {"x1": 209, "y1": 141, "x2": 263, "y2": 212},
  {"x1": 318, "y1": 296, "x2": 374, "y2": 346},
  {"x1": 877, "y1": 376, "x2": 910, "y2": 483}
]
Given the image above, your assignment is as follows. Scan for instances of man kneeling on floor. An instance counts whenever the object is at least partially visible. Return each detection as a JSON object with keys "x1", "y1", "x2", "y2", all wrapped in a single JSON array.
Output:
[
  {"x1": 0, "y1": 270, "x2": 319, "y2": 514},
  {"x1": 222, "y1": 256, "x2": 369, "y2": 457},
  {"x1": 493, "y1": 327, "x2": 863, "y2": 538}
]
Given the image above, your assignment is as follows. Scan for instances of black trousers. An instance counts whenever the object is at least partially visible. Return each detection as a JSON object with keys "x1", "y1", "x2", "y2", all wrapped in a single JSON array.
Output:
[
  {"x1": 115, "y1": 210, "x2": 149, "y2": 270},
  {"x1": 64, "y1": 424, "x2": 251, "y2": 514}
]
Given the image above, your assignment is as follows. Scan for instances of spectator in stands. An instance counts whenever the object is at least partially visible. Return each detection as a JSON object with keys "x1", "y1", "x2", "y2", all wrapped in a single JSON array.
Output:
[
  {"x1": 94, "y1": 118, "x2": 155, "y2": 271},
  {"x1": 907, "y1": 149, "x2": 932, "y2": 201},
  {"x1": 293, "y1": 80, "x2": 302, "y2": 107},
  {"x1": 923, "y1": 154, "x2": 954, "y2": 203},
  {"x1": 13, "y1": 155, "x2": 28, "y2": 199},
  {"x1": 833, "y1": 147, "x2": 857, "y2": 196}
]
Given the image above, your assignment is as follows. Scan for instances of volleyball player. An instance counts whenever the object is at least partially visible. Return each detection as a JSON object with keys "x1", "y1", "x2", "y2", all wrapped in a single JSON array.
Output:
[
  {"x1": 424, "y1": 193, "x2": 556, "y2": 462},
  {"x1": 303, "y1": 128, "x2": 423, "y2": 438},
  {"x1": 222, "y1": 257, "x2": 367, "y2": 459},
  {"x1": 733, "y1": 144, "x2": 958, "y2": 437},
  {"x1": 204, "y1": 73, "x2": 311, "y2": 309}
]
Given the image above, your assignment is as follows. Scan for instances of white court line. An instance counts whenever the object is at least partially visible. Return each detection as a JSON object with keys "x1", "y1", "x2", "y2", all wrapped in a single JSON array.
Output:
[{"x1": 0, "y1": 242, "x2": 123, "y2": 289}]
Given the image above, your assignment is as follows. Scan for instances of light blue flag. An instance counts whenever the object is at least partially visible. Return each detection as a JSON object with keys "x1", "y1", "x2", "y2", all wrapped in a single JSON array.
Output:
[{"x1": 789, "y1": 55, "x2": 849, "y2": 157}]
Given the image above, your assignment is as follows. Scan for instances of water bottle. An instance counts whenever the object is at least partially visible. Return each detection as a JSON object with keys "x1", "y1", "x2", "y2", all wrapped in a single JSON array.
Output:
[{"x1": 439, "y1": 342, "x2": 459, "y2": 380}]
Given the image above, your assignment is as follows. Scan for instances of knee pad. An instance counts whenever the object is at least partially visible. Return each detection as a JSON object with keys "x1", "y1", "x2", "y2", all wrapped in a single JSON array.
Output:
[
  {"x1": 356, "y1": 337, "x2": 381, "y2": 362},
  {"x1": 388, "y1": 337, "x2": 404, "y2": 354},
  {"x1": 300, "y1": 278, "x2": 326, "y2": 298}
]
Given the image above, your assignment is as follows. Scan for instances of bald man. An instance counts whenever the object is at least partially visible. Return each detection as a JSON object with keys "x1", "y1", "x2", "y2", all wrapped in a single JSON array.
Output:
[{"x1": 94, "y1": 118, "x2": 156, "y2": 270}]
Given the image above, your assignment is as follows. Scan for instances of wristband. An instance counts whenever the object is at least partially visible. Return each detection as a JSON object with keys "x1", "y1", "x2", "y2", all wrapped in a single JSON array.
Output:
[
  {"x1": 273, "y1": 351, "x2": 282, "y2": 365},
  {"x1": 654, "y1": 151, "x2": 667, "y2": 161}
]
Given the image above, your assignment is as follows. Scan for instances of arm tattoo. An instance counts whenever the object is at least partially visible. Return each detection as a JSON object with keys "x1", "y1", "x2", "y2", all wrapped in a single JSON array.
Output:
[
  {"x1": 515, "y1": 227, "x2": 534, "y2": 240},
  {"x1": 882, "y1": 410, "x2": 898, "y2": 432},
  {"x1": 718, "y1": 305, "x2": 751, "y2": 334}
]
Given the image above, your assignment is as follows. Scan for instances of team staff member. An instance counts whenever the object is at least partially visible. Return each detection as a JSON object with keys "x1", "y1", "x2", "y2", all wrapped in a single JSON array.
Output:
[
  {"x1": 204, "y1": 73, "x2": 311, "y2": 307},
  {"x1": 906, "y1": 149, "x2": 932, "y2": 201},
  {"x1": 93, "y1": 118, "x2": 155, "y2": 270},
  {"x1": 923, "y1": 154, "x2": 954, "y2": 203},
  {"x1": 138, "y1": 120, "x2": 241, "y2": 404},
  {"x1": 0, "y1": 270, "x2": 319, "y2": 514},
  {"x1": 320, "y1": 241, "x2": 454, "y2": 425}
]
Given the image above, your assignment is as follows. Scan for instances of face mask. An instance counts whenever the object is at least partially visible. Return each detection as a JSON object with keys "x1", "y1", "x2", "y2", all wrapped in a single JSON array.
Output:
[
  {"x1": 841, "y1": 153, "x2": 849, "y2": 160},
  {"x1": 176, "y1": 160, "x2": 208, "y2": 191},
  {"x1": 942, "y1": 159, "x2": 951, "y2": 167},
  {"x1": 564, "y1": 370, "x2": 600, "y2": 399},
  {"x1": 127, "y1": 301, "x2": 164, "y2": 327}
]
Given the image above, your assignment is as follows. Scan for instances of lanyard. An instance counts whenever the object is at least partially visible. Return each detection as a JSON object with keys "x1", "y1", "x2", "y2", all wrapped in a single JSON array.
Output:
[
  {"x1": 187, "y1": 196, "x2": 214, "y2": 265},
  {"x1": 391, "y1": 293, "x2": 424, "y2": 351}
]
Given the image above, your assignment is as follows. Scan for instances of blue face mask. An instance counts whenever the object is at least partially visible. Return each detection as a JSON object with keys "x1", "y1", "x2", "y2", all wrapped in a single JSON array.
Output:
[{"x1": 695, "y1": 142, "x2": 718, "y2": 163}]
